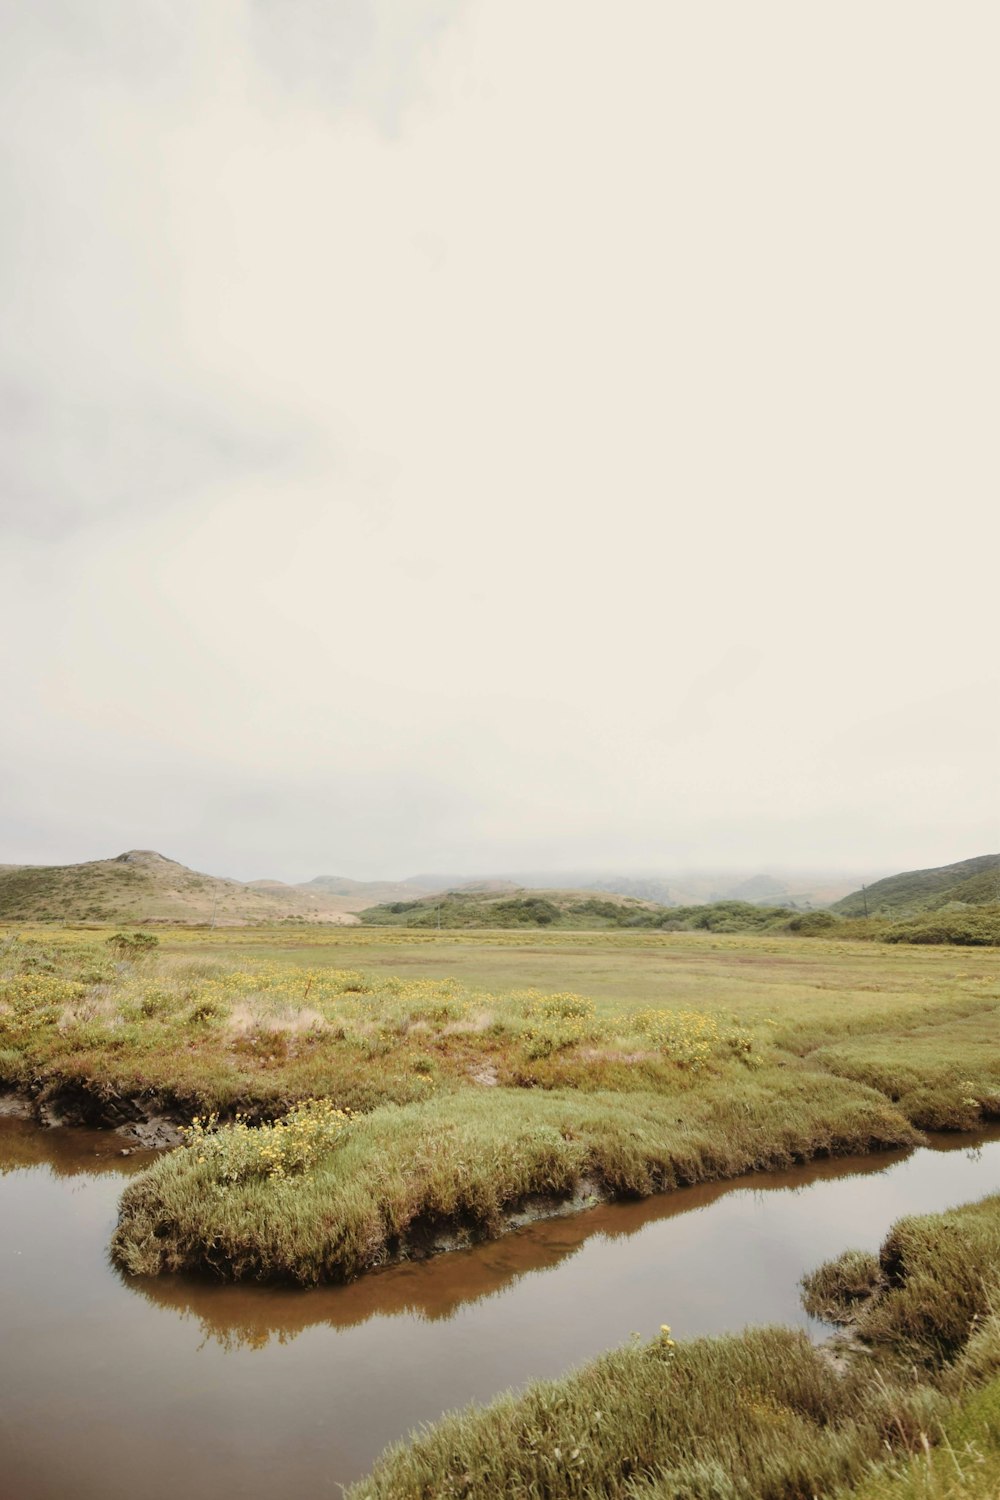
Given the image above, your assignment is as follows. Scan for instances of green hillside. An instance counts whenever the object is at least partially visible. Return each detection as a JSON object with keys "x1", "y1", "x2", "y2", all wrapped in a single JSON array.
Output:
[
  {"x1": 0, "y1": 850, "x2": 359, "y2": 925},
  {"x1": 833, "y1": 854, "x2": 1000, "y2": 918},
  {"x1": 359, "y1": 888, "x2": 797, "y2": 932}
]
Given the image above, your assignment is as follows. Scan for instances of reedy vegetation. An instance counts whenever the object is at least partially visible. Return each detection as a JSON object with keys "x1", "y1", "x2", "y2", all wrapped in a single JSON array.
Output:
[
  {"x1": 848, "y1": 1377, "x2": 1000, "y2": 1500},
  {"x1": 346, "y1": 1195, "x2": 1000, "y2": 1499}
]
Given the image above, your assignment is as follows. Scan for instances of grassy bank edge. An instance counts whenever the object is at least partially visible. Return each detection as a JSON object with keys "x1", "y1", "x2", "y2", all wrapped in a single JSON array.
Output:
[
  {"x1": 343, "y1": 1193, "x2": 1000, "y2": 1499},
  {"x1": 110, "y1": 1073, "x2": 923, "y2": 1283}
]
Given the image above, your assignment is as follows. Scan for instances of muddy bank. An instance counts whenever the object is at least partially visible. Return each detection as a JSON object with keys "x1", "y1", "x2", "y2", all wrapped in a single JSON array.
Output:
[
  {"x1": 1, "y1": 1082, "x2": 183, "y2": 1146},
  {"x1": 112, "y1": 1088, "x2": 930, "y2": 1285},
  {"x1": 0, "y1": 1077, "x2": 320, "y2": 1148},
  {"x1": 360, "y1": 1173, "x2": 609, "y2": 1266}
]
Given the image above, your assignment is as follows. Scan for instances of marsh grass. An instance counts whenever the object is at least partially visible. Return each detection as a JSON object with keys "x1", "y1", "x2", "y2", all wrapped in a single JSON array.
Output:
[
  {"x1": 0, "y1": 935, "x2": 777, "y2": 1121},
  {"x1": 845, "y1": 1375, "x2": 1000, "y2": 1500},
  {"x1": 346, "y1": 1196, "x2": 1000, "y2": 1499},
  {"x1": 3, "y1": 926, "x2": 998, "y2": 1283},
  {"x1": 801, "y1": 1249, "x2": 883, "y2": 1323},
  {"x1": 111, "y1": 1074, "x2": 918, "y2": 1282},
  {"x1": 851, "y1": 1196, "x2": 1000, "y2": 1368},
  {"x1": 345, "y1": 1326, "x2": 946, "y2": 1500},
  {"x1": 811, "y1": 1016, "x2": 1000, "y2": 1131}
]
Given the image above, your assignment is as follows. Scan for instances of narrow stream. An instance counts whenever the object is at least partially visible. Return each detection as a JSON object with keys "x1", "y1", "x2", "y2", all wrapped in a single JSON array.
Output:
[{"x1": 2, "y1": 1119, "x2": 998, "y2": 1499}]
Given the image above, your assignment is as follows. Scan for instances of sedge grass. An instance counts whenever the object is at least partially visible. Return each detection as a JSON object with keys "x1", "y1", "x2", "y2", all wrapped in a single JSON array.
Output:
[
  {"x1": 346, "y1": 1195, "x2": 1000, "y2": 1498},
  {"x1": 111, "y1": 1073, "x2": 917, "y2": 1282}
]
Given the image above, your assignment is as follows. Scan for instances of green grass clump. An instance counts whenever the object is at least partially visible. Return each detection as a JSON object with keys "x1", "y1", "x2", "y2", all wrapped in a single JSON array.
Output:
[
  {"x1": 801, "y1": 1249, "x2": 882, "y2": 1323},
  {"x1": 800, "y1": 1197, "x2": 1000, "y2": 1374},
  {"x1": 847, "y1": 1195, "x2": 1000, "y2": 1367},
  {"x1": 345, "y1": 1326, "x2": 943, "y2": 1500},
  {"x1": 820, "y1": 1211, "x2": 1000, "y2": 1497},
  {"x1": 112, "y1": 1074, "x2": 917, "y2": 1283},
  {"x1": 845, "y1": 1376, "x2": 1000, "y2": 1500},
  {"x1": 346, "y1": 1195, "x2": 1000, "y2": 1498}
]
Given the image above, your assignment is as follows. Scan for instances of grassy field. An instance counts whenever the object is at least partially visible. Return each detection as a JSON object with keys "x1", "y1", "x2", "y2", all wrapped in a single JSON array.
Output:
[
  {"x1": 3, "y1": 922, "x2": 999, "y2": 1495},
  {"x1": 154, "y1": 923, "x2": 1000, "y2": 1020},
  {"x1": 346, "y1": 1193, "x2": 1000, "y2": 1499},
  {"x1": 1, "y1": 923, "x2": 997, "y2": 1285}
]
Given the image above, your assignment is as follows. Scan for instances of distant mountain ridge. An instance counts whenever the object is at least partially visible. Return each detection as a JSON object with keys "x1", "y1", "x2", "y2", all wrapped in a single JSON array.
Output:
[
  {"x1": 3, "y1": 847, "x2": 954, "y2": 927},
  {"x1": 302, "y1": 874, "x2": 446, "y2": 904},
  {"x1": 500, "y1": 870, "x2": 866, "y2": 909},
  {"x1": 833, "y1": 854, "x2": 1000, "y2": 918}
]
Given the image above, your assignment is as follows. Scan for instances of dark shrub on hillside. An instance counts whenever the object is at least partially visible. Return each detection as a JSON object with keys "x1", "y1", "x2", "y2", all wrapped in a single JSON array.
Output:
[
  {"x1": 687, "y1": 901, "x2": 795, "y2": 933},
  {"x1": 788, "y1": 911, "x2": 840, "y2": 935},
  {"x1": 882, "y1": 908, "x2": 1000, "y2": 946},
  {"x1": 493, "y1": 897, "x2": 561, "y2": 926}
]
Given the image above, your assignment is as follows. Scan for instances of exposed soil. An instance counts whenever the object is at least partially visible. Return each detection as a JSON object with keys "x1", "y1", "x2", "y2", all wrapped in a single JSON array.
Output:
[
  {"x1": 5, "y1": 1080, "x2": 185, "y2": 1145},
  {"x1": 0, "y1": 1090, "x2": 34, "y2": 1119}
]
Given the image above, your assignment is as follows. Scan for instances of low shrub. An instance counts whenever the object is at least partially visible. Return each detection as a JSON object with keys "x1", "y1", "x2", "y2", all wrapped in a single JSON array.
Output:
[
  {"x1": 180, "y1": 1098, "x2": 352, "y2": 1184},
  {"x1": 107, "y1": 931, "x2": 160, "y2": 960}
]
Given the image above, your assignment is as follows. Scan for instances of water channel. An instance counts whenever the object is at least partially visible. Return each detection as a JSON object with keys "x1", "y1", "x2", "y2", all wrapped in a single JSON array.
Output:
[{"x1": 2, "y1": 1118, "x2": 998, "y2": 1498}]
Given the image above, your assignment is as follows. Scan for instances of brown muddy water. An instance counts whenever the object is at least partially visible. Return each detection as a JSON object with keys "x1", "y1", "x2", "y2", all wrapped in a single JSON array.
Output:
[{"x1": 2, "y1": 1122, "x2": 999, "y2": 1499}]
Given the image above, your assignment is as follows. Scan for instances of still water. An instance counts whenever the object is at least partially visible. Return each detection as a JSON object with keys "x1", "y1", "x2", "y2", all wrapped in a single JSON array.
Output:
[{"x1": 1, "y1": 1120, "x2": 998, "y2": 1498}]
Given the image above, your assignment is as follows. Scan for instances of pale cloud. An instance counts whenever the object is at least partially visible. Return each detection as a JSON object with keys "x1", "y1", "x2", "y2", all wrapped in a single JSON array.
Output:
[{"x1": 1, "y1": 1, "x2": 997, "y2": 880}]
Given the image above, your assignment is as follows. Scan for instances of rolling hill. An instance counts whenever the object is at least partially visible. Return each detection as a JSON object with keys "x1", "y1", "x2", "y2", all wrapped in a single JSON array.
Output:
[
  {"x1": 0, "y1": 851, "x2": 361, "y2": 926},
  {"x1": 358, "y1": 887, "x2": 800, "y2": 932},
  {"x1": 10, "y1": 847, "x2": 990, "y2": 931},
  {"x1": 359, "y1": 887, "x2": 662, "y2": 929},
  {"x1": 833, "y1": 854, "x2": 1000, "y2": 918}
]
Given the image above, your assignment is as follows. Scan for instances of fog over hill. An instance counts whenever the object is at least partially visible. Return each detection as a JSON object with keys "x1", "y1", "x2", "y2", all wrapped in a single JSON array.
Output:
[
  {"x1": 435, "y1": 869, "x2": 877, "y2": 910},
  {"x1": 0, "y1": 848, "x2": 887, "y2": 924}
]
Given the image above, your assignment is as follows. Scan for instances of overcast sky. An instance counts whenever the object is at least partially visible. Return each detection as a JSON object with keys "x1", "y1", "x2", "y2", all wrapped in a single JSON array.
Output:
[{"x1": 1, "y1": 1, "x2": 997, "y2": 883}]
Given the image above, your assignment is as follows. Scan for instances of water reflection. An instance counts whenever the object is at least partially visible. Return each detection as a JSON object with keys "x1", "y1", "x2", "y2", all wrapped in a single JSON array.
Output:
[
  {"x1": 2, "y1": 1118, "x2": 999, "y2": 1500},
  {"x1": 0, "y1": 1115, "x2": 157, "y2": 1177},
  {"x1": 128, "y1": 1145, "x2": 922, "y2": 1350}
]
